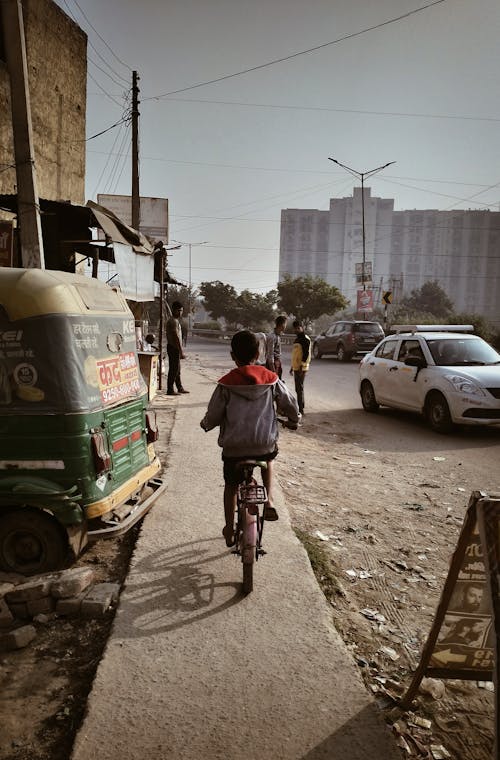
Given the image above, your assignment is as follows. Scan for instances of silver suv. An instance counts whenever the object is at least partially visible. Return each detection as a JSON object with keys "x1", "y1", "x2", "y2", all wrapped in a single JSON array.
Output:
[{"x1": 313, "y1": 320, "x2": 385, "y2": 361}]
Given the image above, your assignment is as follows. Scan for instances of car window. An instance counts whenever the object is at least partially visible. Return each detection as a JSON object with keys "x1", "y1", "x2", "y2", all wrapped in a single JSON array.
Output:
[
  {"x1": 375, "y1": 338, "x2": 398, "y2": 359},
  {"x1": 398, "y1": 339, "x2": 424, "y2": 362},
  {"x1": 428, "y1": 337, "x2": 500, "y2": 366},
  {"x1": 354, "y1": 323, "x2": 384, "y2": 335},
  {"x1": 333, "y1": 323, "x2": 344, "y2": 334}
]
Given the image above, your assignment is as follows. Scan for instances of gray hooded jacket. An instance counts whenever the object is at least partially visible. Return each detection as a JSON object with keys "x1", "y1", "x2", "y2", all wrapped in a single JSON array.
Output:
[{"x1": 200, "y1": 364, "x2": 299, "y2": 458}]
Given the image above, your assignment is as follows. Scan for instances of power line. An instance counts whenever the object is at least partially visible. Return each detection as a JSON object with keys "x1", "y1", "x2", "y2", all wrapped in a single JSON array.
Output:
[
  {"x1": 145, "y1": 0, "x2": 445, "y2": 100},
  {"x1": 62, "y1": 0, "x2": 131, "y2": 73},
  {"x1": 86, "y1": 149, "x2": 500, "y2": 191},
  {"x1": 159, "y1": 96, "x2": 500, "y2": 124}
]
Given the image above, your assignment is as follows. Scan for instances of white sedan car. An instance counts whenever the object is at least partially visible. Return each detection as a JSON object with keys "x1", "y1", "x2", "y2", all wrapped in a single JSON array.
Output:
[{"x1": 358, "y1": 325, "x2": 500, "y2": 433}]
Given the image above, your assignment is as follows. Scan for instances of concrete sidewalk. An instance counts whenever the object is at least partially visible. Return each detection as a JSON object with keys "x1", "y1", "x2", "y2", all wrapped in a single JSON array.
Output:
[{"x1": 71, "y1": 364, "x2": 401, "y2": 760}]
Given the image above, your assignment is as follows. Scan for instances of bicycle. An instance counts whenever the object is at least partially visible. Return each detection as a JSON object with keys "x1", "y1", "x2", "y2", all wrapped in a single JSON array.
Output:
[{"x1": 231, "y1": 417, "x2": 298, "y2": 594}]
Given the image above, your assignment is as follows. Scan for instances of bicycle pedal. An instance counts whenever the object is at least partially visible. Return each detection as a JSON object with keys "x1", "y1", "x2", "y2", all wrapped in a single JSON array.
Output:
[{"x1": 258, "y1": 549, "x2": 267, "y2": 556}]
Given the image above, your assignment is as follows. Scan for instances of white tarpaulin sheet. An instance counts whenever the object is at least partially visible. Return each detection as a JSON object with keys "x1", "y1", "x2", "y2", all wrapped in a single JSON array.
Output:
[{"x1": 113, "y1": 242, "x2": 155, "y2": 301}]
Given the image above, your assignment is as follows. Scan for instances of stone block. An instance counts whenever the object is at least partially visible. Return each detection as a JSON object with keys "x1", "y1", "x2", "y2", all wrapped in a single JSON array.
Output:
[
  {"x1": 50, "y1": 567, "x2": 94, "y2": 599},
  {"x1": 0, "y1": 597, "x2": 14, "y2": 629},
  {"x1": 0, "y1": 625, "x2": 37, "y2": 651},
  {"x1": 7, "y1": 602, "x2": 29, "y2": 620},
  {"x1": 55, "y1": 594, "x2": 85, "y2": 616},
  {"x1": 0, "y1": 583, "x2": 15, "y2": 599},
  {"x1": 81, "y1": 583, "x2": 120, "y2": 618},
  {"x1": 26, "y1": 597, "x2": 55, "y2": 617},
  {"x1": 5, "y1": 577, "x2": 53, "y2": 604}
]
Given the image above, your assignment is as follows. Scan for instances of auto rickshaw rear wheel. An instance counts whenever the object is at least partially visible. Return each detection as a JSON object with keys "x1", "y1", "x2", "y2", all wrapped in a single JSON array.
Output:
[{"x1": 0, "y1": 508, "x2": 69, "y2": 575}]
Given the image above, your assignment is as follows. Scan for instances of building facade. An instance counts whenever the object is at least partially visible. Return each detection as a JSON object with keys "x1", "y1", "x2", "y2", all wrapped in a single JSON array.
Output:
[
  {"x1": 279, "y1": 188, "x2": 500, "y2": 325},
  {"x1": 0, "y1": 0, "x2": 87, "y2": 204}
]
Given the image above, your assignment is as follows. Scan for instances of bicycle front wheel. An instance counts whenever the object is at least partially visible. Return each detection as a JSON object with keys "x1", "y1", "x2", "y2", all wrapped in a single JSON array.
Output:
[{"x1": 242, "y1": 561, "x2": 253, "y2": 594}]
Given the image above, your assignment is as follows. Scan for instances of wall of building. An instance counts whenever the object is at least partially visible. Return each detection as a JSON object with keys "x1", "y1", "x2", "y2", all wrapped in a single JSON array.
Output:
[
  {"x1": 279, "y1": 189, "x2": 500, "y2": 325},
  {"x1": 0, "y1": 0, "x2": 87, "y2": 204}
]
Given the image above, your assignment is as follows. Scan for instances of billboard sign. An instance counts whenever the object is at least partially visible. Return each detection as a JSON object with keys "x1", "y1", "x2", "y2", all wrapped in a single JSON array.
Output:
[
  {"x1": 401, "y1": 492, "x2": 500, "y2": 712},
  {"x1": 97, "y1": 194, "x2": 168, "y2": 241},
  {"x1": 357, "y1": 289, "x2": 373, "y2": 313},
  {"x1": 355, "y1": 261, "x2": 372, "y2": 285}
]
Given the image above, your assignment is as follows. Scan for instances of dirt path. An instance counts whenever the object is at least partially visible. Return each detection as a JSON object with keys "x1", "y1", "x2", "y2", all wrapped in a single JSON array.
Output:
[{"x1": 278, "y1": 407, "x2": 498, "y2": 760}]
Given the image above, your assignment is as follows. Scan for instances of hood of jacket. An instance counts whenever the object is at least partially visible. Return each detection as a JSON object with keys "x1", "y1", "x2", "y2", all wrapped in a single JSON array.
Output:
[{"x1": 218, "y1": 365, "x2": 278, "y2": 400}]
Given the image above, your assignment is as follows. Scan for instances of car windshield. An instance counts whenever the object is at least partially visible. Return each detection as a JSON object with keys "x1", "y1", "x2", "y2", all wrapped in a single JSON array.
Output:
[
  {"x1": 354, "y1": 324, "x2": 383, "y2": 335},
  {"x1": 427, "y1": 337, "x2": 500, "y2": 366}
]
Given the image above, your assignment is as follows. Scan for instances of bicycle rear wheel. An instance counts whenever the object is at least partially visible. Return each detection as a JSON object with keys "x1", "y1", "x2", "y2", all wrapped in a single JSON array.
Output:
[
  {"x1": 241, "y1": 506, "x2": 257, "y2": 594},
  {"x1": 242, "y1": 561, "x2": 253, "y2": 594}
]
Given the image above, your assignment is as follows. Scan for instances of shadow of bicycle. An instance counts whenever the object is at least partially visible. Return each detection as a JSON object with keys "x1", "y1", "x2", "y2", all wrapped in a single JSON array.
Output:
[{"x1": 116, "y1": 536, "x2": 242, "y2": 638}]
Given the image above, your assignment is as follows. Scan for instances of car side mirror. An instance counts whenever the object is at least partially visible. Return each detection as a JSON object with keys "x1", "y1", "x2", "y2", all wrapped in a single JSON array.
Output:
[{"x1": 405, "y1": 355, "x2": 426, "y2": 368}]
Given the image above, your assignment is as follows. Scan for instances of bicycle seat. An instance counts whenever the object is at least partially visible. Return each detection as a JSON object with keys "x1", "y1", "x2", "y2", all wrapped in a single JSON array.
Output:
[{"x1": 235, "y1": 459, "x2": 268, "y2": 470}]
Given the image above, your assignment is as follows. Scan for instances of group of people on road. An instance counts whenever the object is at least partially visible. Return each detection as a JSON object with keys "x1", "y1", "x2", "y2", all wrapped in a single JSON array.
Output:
[{"x1": 264, "y1": 315, "x2": 311, "y2": 416}]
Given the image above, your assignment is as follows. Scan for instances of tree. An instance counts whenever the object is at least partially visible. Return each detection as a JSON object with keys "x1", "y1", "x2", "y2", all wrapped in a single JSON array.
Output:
[
  {"x1": 236, "y1": 289, "x2": 277, "y2": 329},
  {"x1": 198, "y1": 281, "x2": 240, "y2": 325},
  {"x1": 277, "y1": 275, "x2": 348, "y2": 327},
  {"x1": 449, "y1": 312, "x2": 495, "y2": 343},
  {"x1": 400, "y1": 280, "x2": 454, "y2": 319}
]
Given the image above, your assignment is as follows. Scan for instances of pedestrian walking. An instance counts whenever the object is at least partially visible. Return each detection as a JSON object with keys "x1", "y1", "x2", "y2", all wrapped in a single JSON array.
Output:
[
  {"x1": 166, "y1": 301, "x2": 189, "y2": 395},
  {"x1": 265, "y1": 315, "x2": 287, "y2": 379},
  {"x1": 289, "y1": 320, "x2": 311, "y2": 415}
]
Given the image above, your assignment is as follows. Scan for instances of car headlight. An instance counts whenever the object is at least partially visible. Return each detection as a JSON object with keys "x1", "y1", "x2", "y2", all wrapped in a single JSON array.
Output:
[{"x1": 444, "y1": 374, "x2": 486, "y2": 396}]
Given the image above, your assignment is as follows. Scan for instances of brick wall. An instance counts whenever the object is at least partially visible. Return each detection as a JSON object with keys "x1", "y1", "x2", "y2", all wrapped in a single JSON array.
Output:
[{"x1": 0, "y1": 0, "x2": 87, "y2": 204}]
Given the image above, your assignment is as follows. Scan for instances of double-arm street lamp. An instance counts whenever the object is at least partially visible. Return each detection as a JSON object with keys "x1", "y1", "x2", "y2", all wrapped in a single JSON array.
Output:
[
  {"x1": 328, "y1": 157, "x2": 395, "y2": 290},
  {"x1": 171, "y1": 240, "x2": 209, "y2": 329}
]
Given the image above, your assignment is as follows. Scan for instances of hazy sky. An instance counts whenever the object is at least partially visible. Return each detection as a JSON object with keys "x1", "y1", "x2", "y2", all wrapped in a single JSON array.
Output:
[{"x1": 55, "y1": 0, "x2": 500, "y2": 293}]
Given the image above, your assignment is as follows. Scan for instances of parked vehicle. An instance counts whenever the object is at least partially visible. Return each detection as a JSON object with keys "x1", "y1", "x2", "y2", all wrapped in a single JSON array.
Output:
[
  {"x1": 312, "y1": 320, "x2": 385, "y2": 361},
  {"x1": 359, "y1": 324, "x2": 500, "y2": 433},
  {"x1": 0, "y1": 268, "x2": 166, "y2": 574}
]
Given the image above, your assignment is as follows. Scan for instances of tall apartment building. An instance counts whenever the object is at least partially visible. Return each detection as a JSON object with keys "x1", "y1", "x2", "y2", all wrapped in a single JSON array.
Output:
[{"x1": 279, "y1": 187, "x2": 500, "y2": 325}]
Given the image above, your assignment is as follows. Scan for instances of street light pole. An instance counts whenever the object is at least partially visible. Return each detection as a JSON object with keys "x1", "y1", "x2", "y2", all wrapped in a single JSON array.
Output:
[
  {"x1": 328, "y1": 158, "x2": 395, "y2": 290},
  {"x1": 171, "y1": 240, "x2": 208, "y2": 333}
]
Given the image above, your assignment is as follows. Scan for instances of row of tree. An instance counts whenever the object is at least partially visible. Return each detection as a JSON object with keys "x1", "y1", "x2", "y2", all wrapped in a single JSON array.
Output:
[{"x1": 164, "y1": 276, "x2": 499, "y2": 346}]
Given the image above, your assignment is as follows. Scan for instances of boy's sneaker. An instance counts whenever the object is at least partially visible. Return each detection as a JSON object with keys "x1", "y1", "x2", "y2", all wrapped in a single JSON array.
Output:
[{"x1": 263, "y1": 505, "x2": 279, "y2": 521}]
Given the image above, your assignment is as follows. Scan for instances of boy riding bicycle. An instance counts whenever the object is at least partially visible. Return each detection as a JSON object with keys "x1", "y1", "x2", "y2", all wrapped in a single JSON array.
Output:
[{"x1": 200, "y1": 330, "x2": 299, "y2": 547}]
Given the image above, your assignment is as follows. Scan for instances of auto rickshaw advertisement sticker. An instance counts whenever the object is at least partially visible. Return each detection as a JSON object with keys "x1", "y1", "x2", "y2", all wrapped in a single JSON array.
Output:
[
  {"x1": 0, "y1": 311, "x2": 146, "y2": 412},
  {"x1": 400, "y1": 492, "x2": 498, "y2": 710},
  {"x1": 96, "y1": 352, "x2": 142, "y2": 405}
]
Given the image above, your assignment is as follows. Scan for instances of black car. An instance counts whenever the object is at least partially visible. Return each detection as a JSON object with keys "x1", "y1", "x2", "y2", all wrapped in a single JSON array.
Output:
[{"x1": 312, "y1": 320, "x2": 385, "y2": 361}]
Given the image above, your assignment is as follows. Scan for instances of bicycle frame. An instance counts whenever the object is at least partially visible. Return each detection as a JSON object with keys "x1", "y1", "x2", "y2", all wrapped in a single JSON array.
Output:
[{"x1": 234, "y1": 461, "x2": 268, "y2": 594}]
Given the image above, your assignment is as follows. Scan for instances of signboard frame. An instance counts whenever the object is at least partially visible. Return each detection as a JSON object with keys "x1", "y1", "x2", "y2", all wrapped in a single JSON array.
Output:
[{"x1": 400, "y1": 491, "x2": 495, "y2": 710}]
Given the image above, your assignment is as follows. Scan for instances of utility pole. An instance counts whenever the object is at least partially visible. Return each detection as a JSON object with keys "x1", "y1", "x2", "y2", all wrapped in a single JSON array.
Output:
[
  {"x1": 131, "y1": 70, "x2": 140, "y2": 230},
  {"x1": 328, "y1": 158, "x2": 395, "y2": 291},
  {"x1": 1, "y1": 0, "x2": 45, "y2": 268}
]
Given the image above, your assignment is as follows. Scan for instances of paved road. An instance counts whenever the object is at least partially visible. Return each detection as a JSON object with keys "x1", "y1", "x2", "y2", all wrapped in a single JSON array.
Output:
[
  {"x1": 71, "y1": 361, "x2": 401, "y2": 760},
  {"x1": 187, "y1": 338, "x2": 500, "y2": 486}
]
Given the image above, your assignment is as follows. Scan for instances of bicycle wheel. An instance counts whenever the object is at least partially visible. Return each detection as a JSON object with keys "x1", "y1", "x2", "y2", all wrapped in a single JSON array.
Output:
[
  {"x1": 242, "y1": 560, "x2": 253, "y2": 594},
  {"x1": 241, "y1": 506, "x2": 257, "y2": 594}
]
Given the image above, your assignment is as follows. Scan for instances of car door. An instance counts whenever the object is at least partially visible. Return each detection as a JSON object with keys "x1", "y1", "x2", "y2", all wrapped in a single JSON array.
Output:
[
  {"x1": 362, "y1": 336, "x2": 399, "y2": 404},
  {"x1": 322, "y1": 323, "x2": 341, "y2": 354},
  {"x1": 383, "y1": 338, "x2": 425, "y2": 410}
]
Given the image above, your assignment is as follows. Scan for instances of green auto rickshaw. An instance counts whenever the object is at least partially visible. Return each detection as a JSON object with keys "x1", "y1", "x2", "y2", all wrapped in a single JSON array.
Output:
[{"x1": 0, "y1": 267, "x2": 165, "y2": 575}]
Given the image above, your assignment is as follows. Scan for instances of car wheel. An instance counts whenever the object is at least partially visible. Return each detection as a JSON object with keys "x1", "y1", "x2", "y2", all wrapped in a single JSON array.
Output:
[
  {"x1": 426, "y1": 391, "x2": 453, "y2": 434},
  {"x1": 312, "y1": 343, "x2": 322, "y2": 360},
  {"x1": 337, "y1": 344, "x2": 350, "y2": 362},
  {"x1": 360, "y1": 380, "x2": 379, "y2": 412},
  {"x1": 0, "y1": 508, "x2": 68, "y2": 575}
]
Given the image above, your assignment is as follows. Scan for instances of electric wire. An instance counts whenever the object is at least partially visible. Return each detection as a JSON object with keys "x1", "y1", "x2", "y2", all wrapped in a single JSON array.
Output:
[
  {"x1": 160, "y1": 96, "x2": 500, "y2": 125},
  {"x1": 145, "y1": 0, "x2": 445, "y2": 100}
]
